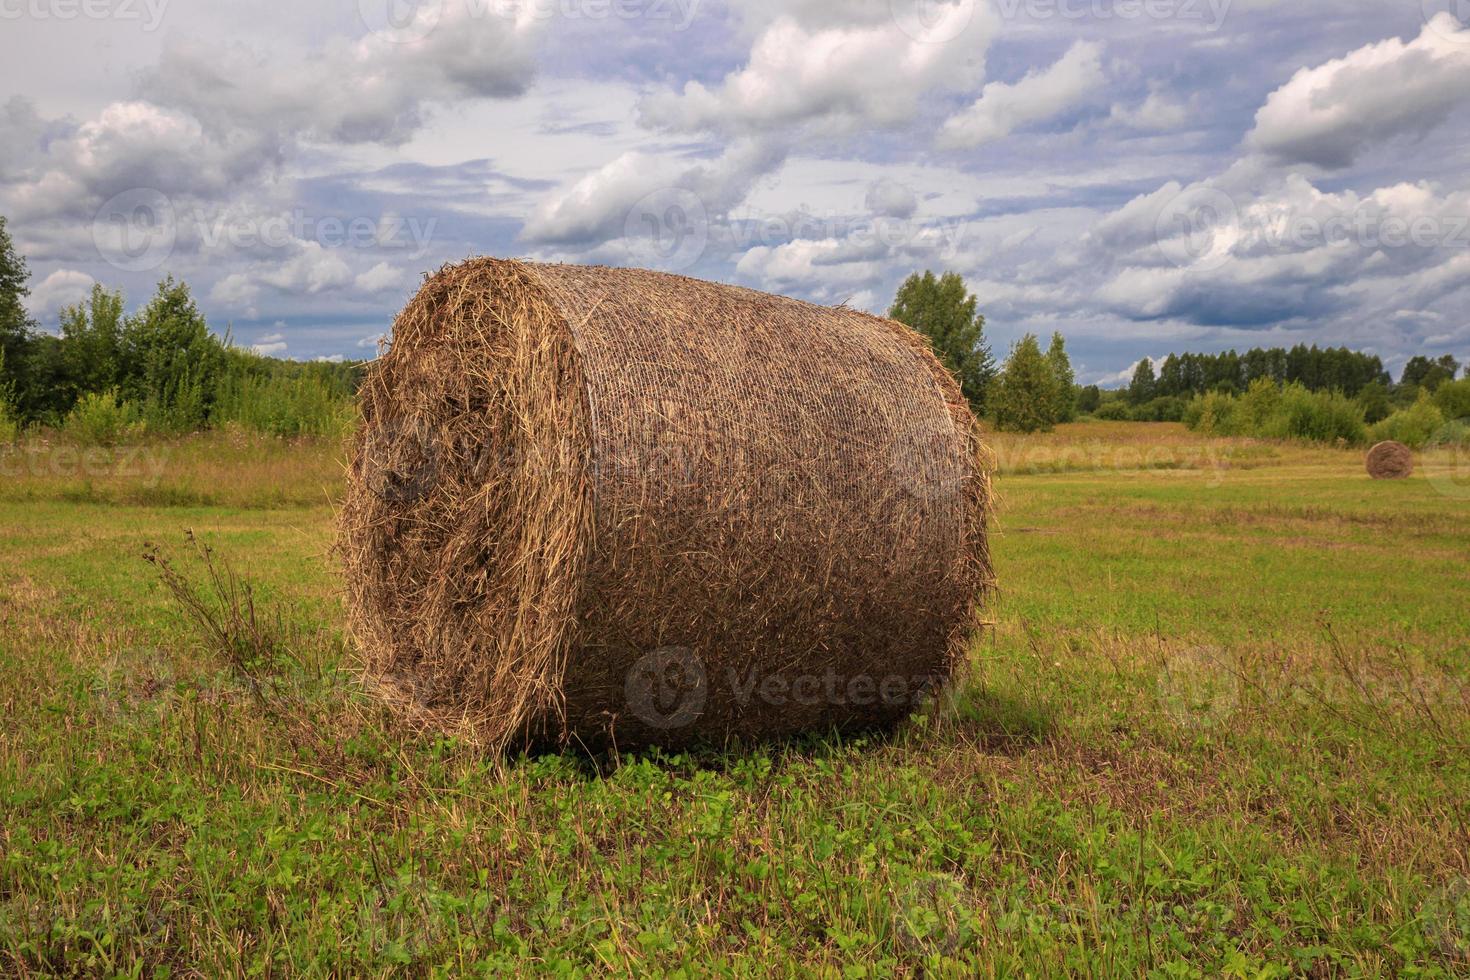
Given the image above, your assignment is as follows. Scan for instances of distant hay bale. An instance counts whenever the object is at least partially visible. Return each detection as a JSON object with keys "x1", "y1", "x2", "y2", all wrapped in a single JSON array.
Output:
[
  {"x1": 339, "y1": 258, "x2": 992, "y2": 751},
  {"x1": 1366, "y1": 440, "x2": 1413, "y2": 480}
]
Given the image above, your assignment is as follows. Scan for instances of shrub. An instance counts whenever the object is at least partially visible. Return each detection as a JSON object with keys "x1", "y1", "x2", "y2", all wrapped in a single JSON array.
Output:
[
  {"x1": 0, "y1": 350, "x2": 16, "y2": 443},
  {"x1": 62, "y1": 389, "x2": 145, "y2": 446},
  {"x1": 1132, "y1": 396, "x2": 1186, "y2": 422},
  {"x1": 212, "y1": 351, "x2": 359, "y2": 439},
  {"x1": 1262, "y1": 385, "x2": 1366, "y2": 444},
  {"x1": 1426, "y1": 417, "x2": 1470, "y2": 449},
  {"x1": 1432, "y1": 377, "x2": 1470, "y2": 423},
  {"x1": 1369, "y1": 391, "x2": 1446, "y2": 449},
  {"x1": 1183, "y1": 381, "x2": 1366, "y2": 444},
  {"x1": 1355, "y1": 380, "x2": 1393, "y2": 424},
  {"x1": 1233, "y1": 378, "x2": 1283, "y2": 435},
  {"x1": 1076, "y1": 385, "x2": 1102, "y2": 415},
  {"x1": 1093, "y1": 400, "x2": 1133, "y2": 421},
  {"x1": 0, "y1": 397, "x2": 17, "y2": 444},
  {"x1": 1182, "y1": 390, "x2": 1235, "y2": 435},
  {"x1": 214, "y1": 370, "x2": 356, "y2": 439}
]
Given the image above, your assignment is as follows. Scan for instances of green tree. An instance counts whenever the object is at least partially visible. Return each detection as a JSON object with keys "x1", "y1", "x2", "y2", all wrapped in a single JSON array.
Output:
[
  {"x1": 0, "y1": 345, "x2": 16, "y2": 441},
  {"x1": 991, "y1": 334, "x2": 1059, "y2": 433},
  {"x1": 0, "y1": 216, "x2": 34, "y2": 404},
  {"x1": 1044, "y1": 332, "x2": 1077, "y2": 422},
  {"x1": 1355, "y1": 379, "x2": 1392, "y2": 424},
  {"x1": 1127, "y1": 358, "x2": 1156, "y2": 405},
  {"x1": 1076, "y1": 384, "x2": 1101, "y2": 415},
  {"x1": 889, "y1": 271, "x2": 995, "y2": 413},
  {"x1": 1434, "y1": 377, "x2": 1470, "y2": 422},
  {"x1": 119, "y1": 277, "x2": 225, "y2": 431},
  {"x1": 1401, "y1": 354, "x2": 1459, "y2": 392},
  {"x1": 61, "y1": 284, "x2": 126, "y2": 398}
]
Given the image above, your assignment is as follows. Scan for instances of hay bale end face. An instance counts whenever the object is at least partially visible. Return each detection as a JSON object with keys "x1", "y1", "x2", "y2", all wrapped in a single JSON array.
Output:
[
  {"x1": 1366, "y1": 440, "x2": 1413, "y2": 480},
  {"x1": 340, "y1": 258, "x2": 992, "y2": 750}
]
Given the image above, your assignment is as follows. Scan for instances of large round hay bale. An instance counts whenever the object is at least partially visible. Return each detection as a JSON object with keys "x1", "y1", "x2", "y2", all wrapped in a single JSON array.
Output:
[
  {"x1": 1366, "y1": 440, "x2": 1413, "y2": 479},
  {"x1": 340, "y1": 258, "x2": 992, "y2": 751}
]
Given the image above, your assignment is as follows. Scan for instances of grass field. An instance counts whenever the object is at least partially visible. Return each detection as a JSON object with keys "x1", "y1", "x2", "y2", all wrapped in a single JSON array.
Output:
[{"x1": 2, "y1": 421, "x2": 1468, "y2": 976}]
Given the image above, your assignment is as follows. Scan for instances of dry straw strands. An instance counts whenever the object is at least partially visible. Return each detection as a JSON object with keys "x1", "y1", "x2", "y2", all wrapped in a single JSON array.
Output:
[
  {"x1": 340, "y1": 258, "x2": 992, "y2": 751},
  {"x1": 1365, "y1": 440, "x2": 1413, "y2": 480}
]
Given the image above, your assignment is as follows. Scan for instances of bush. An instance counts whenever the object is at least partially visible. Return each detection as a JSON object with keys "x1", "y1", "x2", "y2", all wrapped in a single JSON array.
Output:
[
  {"x1": 1262, "y1": 385, "x2": 1366, "y2": 444},
  {"x1": 1432, "y1": 377, "x2": 1470, "y2": 423},
  {"x1": 1076, "y1": 385, "x2": 1101, "y2": 415},
  {"x1": 1426, "y1": 417, "x2": 1470, "y2": 449},
  {"x1": 1182, "y1": 390, "x2": 1235, "y2": 434},
  {"x1": 0, "y1": 351, "x2": 16, "y2": 443},
  {"x1": 0, "y1": 397, "x2": 17, "y2": 444},
  {"x1": 212, "y1": 351, "x2": 359, "y2": 439},
  {"x1": 1355, "y1": 380, "x2": 1393, "y2": 424},
  {"x1": 1232, "y1": 378, "x2": 1283, "y2": 435},
  {"x1": 1182, "y1": 381, "x2": 1366, "y2": 444},
  {"x1": 1369, "y1": 391, "x2": 1445, "y2": 449},
  {"x1": 1091, "y1": 400, "x2": 1129, "y2": 421},
  {"x1": 62, "y1": 389, "x2": 145, "y2": 445},
  {"x1": 1132, "y1": 396, "x2": 1186, "y2": 422}
]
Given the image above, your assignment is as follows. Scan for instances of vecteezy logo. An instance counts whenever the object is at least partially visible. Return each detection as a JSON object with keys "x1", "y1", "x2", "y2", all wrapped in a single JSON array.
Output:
[
  {"x1": 92, "y1": 188, "x2": 176, "y2": 273},
  {"x1": 625, "y1": 646, "x2": 706, "y2": 729},
  {"x1": 1155, "y1": 185, "x2": 1238, "y2": 271},
  {"x1": 1423, "y1": 877, "x2": 1470, "y2": 964},
  {"x1": 362, "y1": 418, "x2": 440, "y2": 504},
  {"x1": 1156, "y1": 645, "x2": 1238, "y2": 729},
  {"x1": 1424, "y1": 418, "x2": 1470, "y2": 500},
  {"x1": 892, "y1": 872, "x2": 971, "y2": 956},
  {"x1": 358, "y1": 0, "x2": 442, "y2": 43},
  {"x1": 623, "y1": 188, "x2": 708, "y2": 272},
  {"x1": 891, "y1": 0, "x2": 975, "y2": 44},
  {"x1": 887, "y1": 414, "x2": 968, "y2": 502}
]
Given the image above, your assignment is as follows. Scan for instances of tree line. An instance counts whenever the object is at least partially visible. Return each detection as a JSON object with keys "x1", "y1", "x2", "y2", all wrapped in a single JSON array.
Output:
[
  {"x1": 0, "y1": 216, "x2": 359, "y2": 443},
  {"x1": 1126, "y1": 347, "x2": 1460, "y2": 404},
  {"x1": 890, "y1": 267, "x2": 1466, "y2": 433}
]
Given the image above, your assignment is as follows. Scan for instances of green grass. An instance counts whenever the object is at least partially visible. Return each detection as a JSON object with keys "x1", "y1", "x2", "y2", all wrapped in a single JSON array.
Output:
[{"x1": 1, "y1": 423, "x2": 1468, "y2": 976}]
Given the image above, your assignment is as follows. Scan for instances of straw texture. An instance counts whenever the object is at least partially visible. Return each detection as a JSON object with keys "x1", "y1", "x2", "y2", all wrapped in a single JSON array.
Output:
[
  {"x1": 1366, "y1": 440, "x2": 1413, "y2": 479},
  {"x1": 340, "y1": 258, "x2": 992, "y2": 751}
]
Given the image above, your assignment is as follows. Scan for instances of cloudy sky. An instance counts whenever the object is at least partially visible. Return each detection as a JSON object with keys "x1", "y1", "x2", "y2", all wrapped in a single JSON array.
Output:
[{"x1": 3, "y1": 0, "x2": 1469, "y2": 382}]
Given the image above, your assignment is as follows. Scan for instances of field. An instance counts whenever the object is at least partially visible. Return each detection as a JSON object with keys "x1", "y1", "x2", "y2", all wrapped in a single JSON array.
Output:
[{"x1": 2, "y1": 421, "x2": 1467, "y2": 976}]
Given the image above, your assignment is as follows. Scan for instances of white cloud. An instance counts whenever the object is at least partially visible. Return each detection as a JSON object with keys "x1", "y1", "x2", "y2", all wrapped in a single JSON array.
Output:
[
  {"x1": 0, "y1": 7, "x2": 545, "y2": 226},
  {"x1": 939, "y1": 41, "x2": 1105, "y2": 149},
  {"x1": 1110, "y1": 90, "x2": 1190, "y2": 132},
  {"x1": 353, "y1": 261, "x2": 407, "y2": 294},
  {"x1": 865, "y1": 178, "x2": 918, "y2": 219},
  {"x1": 259, "y1": 242, "x2": 354, "y2": 295},
  {"x1": 1095, "y1": 356, "x2": 1160, "y2": 387},
  {"x1": 210, "y1": 273, "x2": 260, "y2": 309},
  {"x1": 1248, "y1": 15, "x2": 1470, "y2": 169},
  {"x1": 640, "y1": 2, "x2": 996, "y2": 136},
  {"x1": 735, "y1": 238, "x2": 882, "y2": 295},
  {"x1": 5, "y1": 101, "x2": 276, "y2": 223},
  {"x1": 26, "y1": 269, "x2": 96, "y2": 321},
  {"x1": 523, "y1": 138, "x2": 787, "y2": 247},
  {"x1": 141, "y1": 7, "x2": 541, "y2": 147}
]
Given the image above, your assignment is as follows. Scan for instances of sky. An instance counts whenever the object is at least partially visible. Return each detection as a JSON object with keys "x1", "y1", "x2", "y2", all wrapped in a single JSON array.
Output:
[{"x1": 2, "y1": 0, "x2": 1469, "y2": 384}]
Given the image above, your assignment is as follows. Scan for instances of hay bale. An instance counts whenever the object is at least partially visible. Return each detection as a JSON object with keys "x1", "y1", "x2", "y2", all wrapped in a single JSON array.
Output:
[
  {"x1": 1366, "y1": 440, "x2": 1413, "y2": 479},
  {"x1": 340, "y1": 258, "x2": 992, "y2": 750}
]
